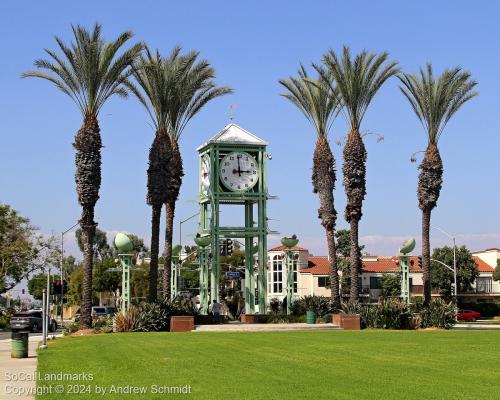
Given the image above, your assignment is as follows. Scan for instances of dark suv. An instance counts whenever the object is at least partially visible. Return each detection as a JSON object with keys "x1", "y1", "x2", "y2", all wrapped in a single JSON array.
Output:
[{"x1": 10, "y1": 310, "x2": 57, "y2": 332}]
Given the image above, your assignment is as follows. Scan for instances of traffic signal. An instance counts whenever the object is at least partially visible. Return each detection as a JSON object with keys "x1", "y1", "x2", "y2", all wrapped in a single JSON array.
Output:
[
  {"x1": 418, "y1": 256, "x2": 423, "y2": 269},
  {"x1": 52, "y1": 279, "x2": 68, "y2": 295},
  {"x1": 226, "y1": 239, "x2": 233, "y2": 256},
  {"x1": 219, "y1": 239, "x2": 227, "y2": 256}
]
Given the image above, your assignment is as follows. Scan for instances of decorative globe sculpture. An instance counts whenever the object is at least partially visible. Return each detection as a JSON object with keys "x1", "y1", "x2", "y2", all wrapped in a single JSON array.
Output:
[
  {"x1": 281, "y1": 235, "x2": 299, "y2": 248},
  {"x1": 400, "y1": 238, "x2": 416, "y2": 255},
  {"x1": 114, "y1": 233, "x2": 134, "y2": 253},
  {"x1": 194, "y1": 235, "x2": 212, "y2": 248}
]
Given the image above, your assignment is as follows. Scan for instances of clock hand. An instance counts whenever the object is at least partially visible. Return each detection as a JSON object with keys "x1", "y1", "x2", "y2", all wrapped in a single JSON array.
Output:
[{"x1": 237, "y1": 156, "x2": 242, "y2": 177}]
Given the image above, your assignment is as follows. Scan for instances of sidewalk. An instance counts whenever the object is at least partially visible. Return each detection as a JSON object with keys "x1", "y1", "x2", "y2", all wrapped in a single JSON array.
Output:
[
  {"x1": 453, "y1": 323, "x2": 500, "y2": 330},
  {"x1": 194, "y1": 322, "x2": 341, "y2": 332},
  {"x1": 0, "y1": 334, "x2": 40, "y2": 400}
]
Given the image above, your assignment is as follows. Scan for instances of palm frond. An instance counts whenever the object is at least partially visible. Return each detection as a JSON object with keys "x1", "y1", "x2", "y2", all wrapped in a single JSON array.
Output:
[
  {"x1": 398, "y1": 63, "x2": 478, "y2": 144},
  {"x1": 23, "y1": 23, "x2": 143, "y2": 118}
]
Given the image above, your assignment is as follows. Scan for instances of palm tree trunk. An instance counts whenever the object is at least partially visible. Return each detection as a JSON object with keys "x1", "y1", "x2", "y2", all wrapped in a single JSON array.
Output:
[
  {"x1": 148, "y1": 204, "x2": 161, "y2": 303},
  {"x1": 74, "y1": 116, "x2": 101, "y2": 329},
  {"x1": 326, "y1": 228, "x2": 340, "y2": 310},
  {"x1": 422, "y1": 207, "x2": 432, "y2": 305},
  {"x1": 163, "y1": 201, "x2": 175, "y2": 299},
  {"x1": 349, "y1": 218, "x2": 361, "y2": 302}
]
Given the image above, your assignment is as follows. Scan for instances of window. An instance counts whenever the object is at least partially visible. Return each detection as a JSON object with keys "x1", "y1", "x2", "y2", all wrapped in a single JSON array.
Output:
[
  {"x1": 476, "y1": 277, "x2": 492, "y2": 293},
  {"x1": 292, "y1": 257, "x2": 298, "y2": 293},
  {"x1": 272, "y1": 255, "x2": 283, "y2": 293},
  {"x1": 318, "y1": 277, "x2": 330, "y2": 288},
  {"x1": 370, "y1": 277, "x2": 382, "y2": 290}
]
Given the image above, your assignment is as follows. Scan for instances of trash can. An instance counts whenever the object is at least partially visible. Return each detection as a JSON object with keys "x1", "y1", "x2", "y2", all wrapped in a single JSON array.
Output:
[
  {"x1": 306, "y1": 311, "x2": 316, "y2": 324},
  {"x1": 11, "y1": 331, "x2": 29, "y2": 358}
]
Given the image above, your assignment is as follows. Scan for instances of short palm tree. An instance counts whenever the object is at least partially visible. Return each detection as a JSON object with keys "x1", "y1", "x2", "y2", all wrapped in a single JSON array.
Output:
[
  {"x1": 279, "y1": 65, "x2": 342, "y2": 309},
  {"x1": 399, "y1": 64, "x2": 477, "y2": 305},
  {"x1": 321, "y1": 46, "x2": 399, "y2": 303},
  {"x1": 23, "y1": 23, "x2": 143, "y2": 327},
  {"x1": 127, "y1": 47, "x2": 178, "y2": 302},
  {"x1": 161, "y1": 50, "x2": 232, "y2": 298}
]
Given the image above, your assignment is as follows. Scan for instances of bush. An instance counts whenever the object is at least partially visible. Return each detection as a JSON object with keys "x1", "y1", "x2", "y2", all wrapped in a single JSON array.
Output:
[
  {"x1": 267, "y1": 311, "x2": 292, "y2": 323},
  {"x1": 135, "y1": 303, "x2": 169, "y2": 332},
  {"x1": 355, "y1": 299, "x2": 411, "y2": 329},
  {"x1": 63, "y1": 321, "x2": 79, "y2": 336},
  {"x1": 0, "y1": 315, "x2": 10, "y2": 329},
  {"x1": 269, "y1": 298, "x2": 282, "y2": 313},
  {"x1": 421, "y1": 299, "x2": 456, "y2": 329},
  {"x1": 293, "y1": 296, "x2": 331, "y2": 317},
  {"x1": 113, "y1": 307, "x2": 139, "y2": 332},
  {"x1": 92, "y1": 316, "x2": 113, "y2": 334},
  {"x1": 161, "y1": 298, "x2": 198, "y2": 317}
]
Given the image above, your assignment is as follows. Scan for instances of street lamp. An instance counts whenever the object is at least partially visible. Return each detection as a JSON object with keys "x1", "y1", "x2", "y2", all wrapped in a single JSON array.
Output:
[
  {"x1": 179, "y1": 212, "x2": 200, "y2": 259},
  {"x1": 60, "y1": 221, "x2": 79, "y2": 325},
  {"x1": 432, "y1": 226, "x2": 457, "y2": 302}
]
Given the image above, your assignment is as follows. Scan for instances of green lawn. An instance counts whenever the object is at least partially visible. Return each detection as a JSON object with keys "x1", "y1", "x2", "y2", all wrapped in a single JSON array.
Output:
[{"x1": 36, "y1": 330, "x2": 500, "y2": 400}]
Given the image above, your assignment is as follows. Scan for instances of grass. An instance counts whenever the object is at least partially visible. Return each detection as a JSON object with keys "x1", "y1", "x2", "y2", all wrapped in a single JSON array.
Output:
[{"x1": 36, "y1": 330, "x2": 500, "y2": 400}]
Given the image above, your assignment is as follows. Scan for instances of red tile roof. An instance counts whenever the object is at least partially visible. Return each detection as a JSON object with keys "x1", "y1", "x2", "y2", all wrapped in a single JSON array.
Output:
[
  {"x1": 300, "y1": 255, "x2": 494, "y2": 275},
  {"x1": 473, "y1": 256, "x2": 495, "y2": 272},
  {"x1": 269, "y1": 245, "x2": 308, "y2": 252}
]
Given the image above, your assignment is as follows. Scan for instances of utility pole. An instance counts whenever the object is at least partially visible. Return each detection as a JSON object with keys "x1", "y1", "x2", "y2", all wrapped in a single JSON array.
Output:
[{"x1": 60, "y1": 222, "x2": 79, "y2": 326}]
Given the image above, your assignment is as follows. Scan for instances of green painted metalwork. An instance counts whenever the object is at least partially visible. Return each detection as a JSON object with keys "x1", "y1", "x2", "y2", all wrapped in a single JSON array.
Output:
[
  {"x1": 170, "y1": 255, "x2": 179, "y2": 300},
  {"x1": 282, "y1": 236, "x2": 298, "y2": 315},
  {"x1": 398, "y1": 238, "x2": 415, "y2": 304},
  {"x1": 118, "y1": 254, "x2": 132, "y2": 313},
  {"x1": 197, "y1": 126, "x2": 270, "y2": 314}
]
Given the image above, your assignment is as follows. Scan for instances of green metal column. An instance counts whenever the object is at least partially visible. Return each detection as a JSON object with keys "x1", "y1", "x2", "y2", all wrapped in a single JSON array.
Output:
[
  {"x1": 211, "y1": 198, "x2": 220, "y2": 303},
  {"x1": 244, "y1": 201, "x2": 254, "y2": 314},
  {"x1": 400, "y1": 255, "x2": 410, "y2": 304},
  {"x1": 170, "y1": 256, "x2": 178, "y2": 300},
  {"x1": 199, "y1": 247, "x2": 209, "y2": 314},
  {"x1": 257, "y1": 149, "x2": 268, "y2": 312},
  {"x1": 285, "y1": 250, "x2": 293, "y2": 315},
  {"x1": 119, "y1": 254, "x2": 132, "y2": 313}
]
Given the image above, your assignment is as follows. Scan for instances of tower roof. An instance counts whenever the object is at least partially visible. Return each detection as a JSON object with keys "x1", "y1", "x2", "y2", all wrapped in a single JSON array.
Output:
[{"x1": 198, "y1": 123, "x2": 267, "y2": 149}]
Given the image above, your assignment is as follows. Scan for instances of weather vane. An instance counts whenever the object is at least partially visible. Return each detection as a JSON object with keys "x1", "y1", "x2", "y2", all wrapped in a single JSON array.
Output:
[{"x1": 229, "y1": 104, "x2": 238, "y2": 122}]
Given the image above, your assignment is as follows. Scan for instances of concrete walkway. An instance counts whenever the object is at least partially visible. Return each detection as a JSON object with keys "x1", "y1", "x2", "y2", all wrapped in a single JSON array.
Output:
[
  {"x1": 0, "y1": 333, "x2": 41, "y2": 400},
  {"x1": 453, "y1": 323, "x2": 500, "y2": 330},
  {"x1": 194, "y1": 323, "x2": 341, "y2": 332}
]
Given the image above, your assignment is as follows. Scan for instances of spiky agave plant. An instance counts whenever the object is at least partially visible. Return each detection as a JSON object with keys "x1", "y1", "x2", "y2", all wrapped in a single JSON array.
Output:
[
  {"x1": 321, "y1": 46, "x2": 399, "y2": 303},
  {"x1": 23, "y1": 23, "x2": 143, "y2": 327},
  {"x1": 399, "y1": 64, "x2": 477, "y2": 305},
  {"x1": 279, "y1": 65, "x2": 342, "y2": 310},
  {"x1": 127, "y1": 47, "x2": 181, "y2": 303},
  {"x1": 161, "y1": 49, "x2": 232, "y2": 298}
]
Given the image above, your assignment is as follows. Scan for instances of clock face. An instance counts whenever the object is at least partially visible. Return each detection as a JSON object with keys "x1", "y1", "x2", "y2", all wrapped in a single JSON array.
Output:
[
  {"x1": 200, "y1": 154, "x2": 211, "y2": 195},
  {"x1": 220, "y1": 152, "x2": 259, "y2": 192}
]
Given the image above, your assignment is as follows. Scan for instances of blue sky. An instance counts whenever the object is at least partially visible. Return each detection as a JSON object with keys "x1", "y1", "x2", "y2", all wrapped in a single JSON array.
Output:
[{"x1": 1, "y1": 0, "x2": 499, "y2": 262}]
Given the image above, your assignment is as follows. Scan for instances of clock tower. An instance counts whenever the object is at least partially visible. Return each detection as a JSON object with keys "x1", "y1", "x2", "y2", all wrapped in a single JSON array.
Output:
[{"x1": 197, "y1": 123, "x2": 271, "y2": 314}]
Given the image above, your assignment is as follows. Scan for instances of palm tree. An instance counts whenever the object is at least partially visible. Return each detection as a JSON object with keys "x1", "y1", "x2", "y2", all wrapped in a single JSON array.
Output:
[
  {"x1": 399, "y1": 64, "x2": 477, "y2": 305},
  {"x1": 279, "y1": 65, "x2": 342, "y2": 309},
  {"x1": 127, "y1": 47, "x2": 177, "y2": 302},
  {"x1": 321, "y1": 46, "x2": 399, "y2": 303},
  {"x1": 23, "y1": 24, "x2": 143, "y2": 327},
  {"x1": 161, "y1": 50, "x2": 232, "y2": 298}
]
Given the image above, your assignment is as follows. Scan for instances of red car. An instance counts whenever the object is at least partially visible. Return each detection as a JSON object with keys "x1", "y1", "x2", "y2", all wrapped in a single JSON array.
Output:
[{"x1": 457, "y1": 309, "x2": 481, "y2": 322}]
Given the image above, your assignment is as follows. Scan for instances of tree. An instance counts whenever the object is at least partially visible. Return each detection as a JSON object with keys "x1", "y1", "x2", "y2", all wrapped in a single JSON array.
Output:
[
  {"x1": 159, "y1": 48, "x2": 231, "y2": 299},
  {"x1": 321, "y1": 47, "x2": 399, "y2": 303},
  {"x1": 381, "y1": 274, "x2": 401, "y2": 298},
  {"x1": 28, "y1": 273, "x2": 48, "y2": 300},
  {"x1": 128, "y1": 47, "x2": 174, "y2": 302},
  {"x1": 0, "y1": 204, "x2": 56, "y2": 294},
  {"x1": 430, "y1": 245, "x2": 478, "y2": 299},
  {"x1": 75, "y1": 228, "x2": 111, "y2": 259},
  {"x1": 23, "y1": 24, "x2": 143, "y2": 328},
  {"x1": 494, "y1": 260, "x2": 500, "y2": 282},
  {"x1": 279, "y1": 65, "x2": 342, "y2": 310},
  {"x1": 399, "y1": 65, "x2": 477, "y2": 304},
  {"x1": 335, "y1": 229, "x2": 365, "y2": 296}
]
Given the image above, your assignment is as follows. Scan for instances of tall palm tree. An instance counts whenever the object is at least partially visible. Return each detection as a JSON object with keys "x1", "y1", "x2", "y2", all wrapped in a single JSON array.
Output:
[
  {"x1": 127, "y1": 47, "x2": 178, "y2": 302},
  {"x1": 321, "y1": 46, "x2": 399, "y2": 303},
  {"x1": 399, "y1": 64, "x2": 477, "y2": 305},
  {"x1": 279, "y1": 65, "x2": 342, "y2": 309},
  {"x1": 23, "y1": 23, "x2": 143, "y2": 327},
  {"x1": 161, "y1": 50, "x2": 232, "y2": 298}
]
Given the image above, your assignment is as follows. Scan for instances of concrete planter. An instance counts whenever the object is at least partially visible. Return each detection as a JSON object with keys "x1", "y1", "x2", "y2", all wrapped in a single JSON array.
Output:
[
  {"x1": 240, "y1": 314, "x2": 264, "y2": 323},
  {"x1": 170, "y1": 316, "x2": 194, "y2": 332},
  {"x1": 332, "y1": 313, "x2": 361, "y2": 330}
]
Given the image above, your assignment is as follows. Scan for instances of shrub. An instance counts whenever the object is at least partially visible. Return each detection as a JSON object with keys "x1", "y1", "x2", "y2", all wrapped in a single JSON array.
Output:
[
  {"x1": 161, "y1": 298, "x2": 198, "y2": 316},
  {"x1": 267, "y1": 311, "x2": 292, "y2": 323},
  {"x1": 113, "y1": 307, "x2": 139, "y2": 332},
  {"x1": 92, "y1": 316, "x2": 113, "y2": 334},
  {"x1": 293, "y1": 296, "x2": 331, "y2": 317},
  {"x1": 355, "y1": 299, "x2": 410, "y2": 329},
  {"x1": 421, "y1": 299, "x2": 456, "y2": 329},
  {"x1": 135, "y1": 303, "x2": 169, "y2": 332},
  {"x1": 269, "y1": 298, "x2": 282, "y2": 313},
  {"x1": 63, "y1": 321, "x2": 79, "y2": 336},
  {"x1": 0, "y1": 315, "x2": 10, "y2": 329}
]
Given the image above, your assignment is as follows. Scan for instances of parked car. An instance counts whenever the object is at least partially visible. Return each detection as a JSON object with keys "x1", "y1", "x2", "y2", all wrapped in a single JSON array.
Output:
[
  {"x1": 10, "y1": 310, "x2": 58, "y2": 332},
  {"x1": 75, "y1": 306, "x2": 116, "y2": 321},
  {"x1": 104, "y1": 307, "x2": 117, "y2": 316},
  {"x1": 457, "y1": 309, "x2": 481, "y2": 322}
]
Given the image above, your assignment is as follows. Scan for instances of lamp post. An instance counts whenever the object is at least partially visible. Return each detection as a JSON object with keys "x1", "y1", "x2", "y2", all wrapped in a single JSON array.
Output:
[
  {"x1": 60, "y1": 222, "x2": 79, "y2": 325},
  {"x1": 432, "y1": 226, "x2": 457, "y2": 302},
  {"x1": 281, "y1": 235, "x2": 299, "y2": 315}
]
